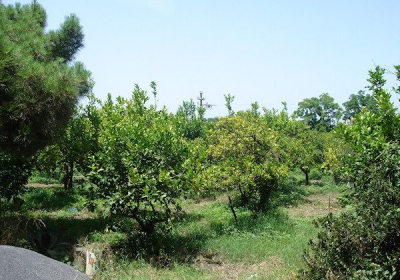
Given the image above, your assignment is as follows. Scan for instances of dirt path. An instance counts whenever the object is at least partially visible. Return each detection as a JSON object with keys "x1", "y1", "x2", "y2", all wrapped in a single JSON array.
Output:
[
  {"x1": 286, "y1": 192, "x2": 342, "y2": 219},
  {"x1": 195, "y1": 255, "x2": 286, "y2": 280}
]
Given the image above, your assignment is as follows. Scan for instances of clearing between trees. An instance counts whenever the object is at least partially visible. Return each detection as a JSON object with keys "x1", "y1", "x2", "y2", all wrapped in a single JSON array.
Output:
[{"x1": 1, "y1": 180, "x2": 342, "y2": 280}]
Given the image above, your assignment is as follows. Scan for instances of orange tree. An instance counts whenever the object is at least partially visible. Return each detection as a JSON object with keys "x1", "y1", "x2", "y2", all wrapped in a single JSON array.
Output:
[
  {"x1": 88, "y1": 86, "x2": 191, "y2": 233},
  {"x1": 207, "y1": 113, "x2": 289, "y2": 217},
  {"x1": 262, "y1": 106, "x2": 325, "y2": 185}
]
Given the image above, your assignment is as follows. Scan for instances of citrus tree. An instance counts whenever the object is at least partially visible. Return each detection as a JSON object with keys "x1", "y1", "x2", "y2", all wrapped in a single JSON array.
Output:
[
  {"x1": 262, "y1": 106, "x2": 325, "y2": 185},
  {"x1": 88, "y1": 86, "x2": 191, "y2": 233},
  {"x1": 208, "y1": 114, "x2": 289, "y2": 215}
]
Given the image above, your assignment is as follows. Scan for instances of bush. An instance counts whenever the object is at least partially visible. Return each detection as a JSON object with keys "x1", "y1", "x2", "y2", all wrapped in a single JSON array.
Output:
[
  {"x1": 0, "y1": 152, "x2": 31, "y2": 201},
  {"x1": 309, "y1": 168, "x2": 323, "y2": 180},
  {"x1": 301, "y1": 66, "x2": 400, "y2": 279}
]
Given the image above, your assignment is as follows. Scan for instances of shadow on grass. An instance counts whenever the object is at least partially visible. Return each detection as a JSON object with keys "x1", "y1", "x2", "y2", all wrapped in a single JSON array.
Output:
[
  {"x1": 110, "y1": 207, "x2": 294, "y2": 269},
  {"x1": 0, "y1": 212, "x2": 110, "y2": 246},
  {"x1": 3, "y1": 185, "x2": 297, "y2": 270},
  {"x1": 208, "y1": 209, "x2": 292, "y2": 236},
  {"x1": 273, "y1": 178, "x2": 309, "y2": 207},
  {"x1": 0, "y1": 212, "x2": 110, "y2": 268},
  {"x1": 41, "y1": 216, "x2": 110, "y2": 244},
  {"x1": 21, "y1": 187, "x2": 82, "y2": 211},
  {"x1": 118, "y1": 230, "x2": 209, "y2": 267},
  {"x1": 110, "y1": 211, "x2": 207, "y2": 267}
]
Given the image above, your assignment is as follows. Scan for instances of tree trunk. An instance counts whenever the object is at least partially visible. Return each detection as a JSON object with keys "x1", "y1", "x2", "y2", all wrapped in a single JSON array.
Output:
[
  {"x1": 237, "y1": 184, "x2": 248, "y2": 206},
  {"x1": 63, "y1": 161, "x2": 74, "y2": 190},
  {"x1": 67, "y1": 161, "x2": 73, "y2": 190},
  {"x1": 301, "y1": 167, "x2": 310, "y2": 185},
  {"x1": 258, "y1": 185, "x2": 272, "y2": 212},
  {"x1": 257, "y1": 177, "x2": 276, "y2": 212},
  {"x1": 227, "y1": 194, "x2": 238, "y2": 225},
  {"x1": 305, "y1": 171, "x2": 309, "y2": 185},
  {"x1": 63, "y1": 162, "x2": 69, "y2": 190}
]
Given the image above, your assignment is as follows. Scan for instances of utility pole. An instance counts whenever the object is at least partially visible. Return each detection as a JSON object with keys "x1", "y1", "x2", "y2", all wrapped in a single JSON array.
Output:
[
  {"x1": 197, "y1": 91, "x2": 216, "y2": 109},
  {"x1": 198, "y1": 91, "x2": 205, "y2": 107}
]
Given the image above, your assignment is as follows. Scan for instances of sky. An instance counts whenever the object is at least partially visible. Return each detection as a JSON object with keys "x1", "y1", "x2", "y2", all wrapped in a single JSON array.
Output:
[{"x1": 4, "y1": 0, "x2": 400, "y2": 117}]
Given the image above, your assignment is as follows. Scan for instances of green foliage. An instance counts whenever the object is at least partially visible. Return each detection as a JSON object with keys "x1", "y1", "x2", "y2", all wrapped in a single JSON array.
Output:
[
  {"x1": 262, "y1": 106, "x2": 329, "y2": 185},
  {"x1": 320, "y1": 134, "x2": 351, "y2": 185},
  {"x1": 88, "y1": 86, "x2": 191, "y2": 233},
  {"x1": 0, "y1": 1, "x2": 91, "y2": 156},
  {"x1": 0, "y1": 152, "x2": 31, "y2": 201},
  {"x1": 48, "y1": 14, "x2": 83, "y2": 63},
  {"x1": 295, "y1": 93, "x2": 342, "y2": 132},
  {"x1": 150, "y1": 81, "x2": 157, "y2": 108},
  {"x1": 175, "y1": 99, "x2": 208, "y2": 140},
  {"x1": 301, "y1": 66, "x2": 400, "y2": 279},
  {"x1": 293, "y1": 130, "x2": 325, "y2": 184},
  {"x1": 250, "y1": 101, "x2": 260, "y2": 118},
  {"x1": 342, "y1": 90, "x2": 378, "y2": 121},
  {"x1": 207, "y1": 115, "x2": 289, "y2": 213},
  {"x1": 308, "y1": 168, "x2": 323, "y2": 180},
  {"x1": 224, "y1": 94, "x2": 235, "y2": 116},
  {"x1": 35, "y1": 95, "x2": 101, "y2": 189},
  {"x1": 184, "y1": 137, "x2": 212, "y2": 196},
  {"x1": 262, "y1": 104, "x2": 307, "y2": 136}
]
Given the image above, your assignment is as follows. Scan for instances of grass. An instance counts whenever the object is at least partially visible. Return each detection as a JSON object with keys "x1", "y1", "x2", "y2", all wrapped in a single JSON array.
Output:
[
  {"x1": 1, "y1": 175, "x2": 343, "y2": 279},
  {"x1": 21, "y1": 187, "x2": 83, "y2": 211},
  {"x1": 28, "y1": 170, "x2": 61, "y2": 185}
]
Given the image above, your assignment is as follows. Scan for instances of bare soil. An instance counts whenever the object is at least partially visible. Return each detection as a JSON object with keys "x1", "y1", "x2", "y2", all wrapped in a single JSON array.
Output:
[
  {"x1": 195, "y1": 254, "x2": 287, "y2": 280},
  {"x1": 286, "y1": 192, "x2": 342, "y2": 219}
]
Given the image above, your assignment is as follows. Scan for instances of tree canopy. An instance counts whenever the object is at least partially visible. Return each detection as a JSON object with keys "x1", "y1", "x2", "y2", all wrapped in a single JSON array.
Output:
[
  {"x1": 88, "y1": 88, "x2": 191, "y2": 233},
  {"x1": 0, "y1": 1, "x2": 91, "y2": 156},
  {"x1": 295, "y1": 93, "x2": 342, "y2": 131},
  {"x1": 342, "y1": 90, "x2": 377, "y2": 121}
]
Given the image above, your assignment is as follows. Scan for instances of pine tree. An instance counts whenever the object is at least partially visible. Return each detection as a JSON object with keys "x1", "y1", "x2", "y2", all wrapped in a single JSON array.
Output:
[{"x1": 0, "y1": 1, "x2": 92, "y2": 156}]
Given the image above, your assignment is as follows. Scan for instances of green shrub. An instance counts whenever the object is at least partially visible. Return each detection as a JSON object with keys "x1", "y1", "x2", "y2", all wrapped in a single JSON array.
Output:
[
  {"x1": 0, "y1": 152, "x2": 31, "y2": 201},
  {"x1": 309, "y1": 168, "x2": 323, "y2": 180},
  {"x1": 301, "y1": 66, "x2": 400, "y2": 279}
]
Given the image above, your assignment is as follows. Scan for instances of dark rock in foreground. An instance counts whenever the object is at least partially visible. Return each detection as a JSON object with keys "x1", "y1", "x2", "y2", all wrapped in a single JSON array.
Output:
[{"x1": 0, "y1": 245, "x2": 89, "y2": 280}]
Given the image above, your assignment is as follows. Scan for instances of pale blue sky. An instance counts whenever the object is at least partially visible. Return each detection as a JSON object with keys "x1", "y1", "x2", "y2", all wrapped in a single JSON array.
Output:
[{"x1": 5, "y1": 0, "x2": 400, "y2": 117}]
